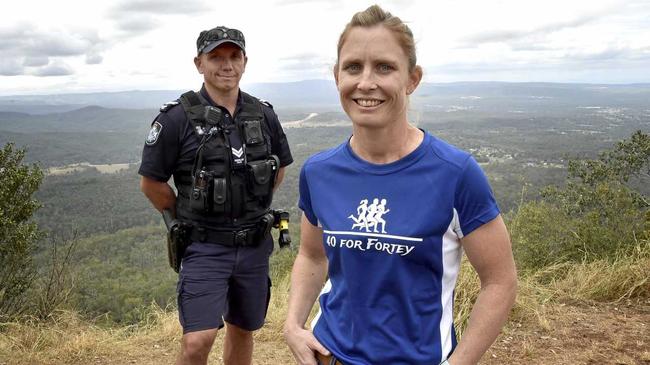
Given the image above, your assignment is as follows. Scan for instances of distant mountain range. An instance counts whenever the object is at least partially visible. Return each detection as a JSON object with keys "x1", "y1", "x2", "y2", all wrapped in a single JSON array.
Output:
[
  {"x1": 0, "y1": 80, "x2": 341, "y2": 114},
  {"x1": 2, "y1": 80, "x2": 650, "y2": 114}
]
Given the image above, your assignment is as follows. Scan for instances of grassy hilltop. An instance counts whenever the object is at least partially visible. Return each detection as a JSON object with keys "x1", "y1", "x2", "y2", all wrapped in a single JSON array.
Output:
[
  {"x1": 1, "y1": 245, "x2": 648, "y2": 364},
  {"x1": 1, "y1": 84, "x2": 649, "y2": 364}
]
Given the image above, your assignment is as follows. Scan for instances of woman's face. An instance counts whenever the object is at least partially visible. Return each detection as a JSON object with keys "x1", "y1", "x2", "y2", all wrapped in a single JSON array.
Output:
[{"x1": 335, "y1": 25, "x2": 421, "y2": 130}]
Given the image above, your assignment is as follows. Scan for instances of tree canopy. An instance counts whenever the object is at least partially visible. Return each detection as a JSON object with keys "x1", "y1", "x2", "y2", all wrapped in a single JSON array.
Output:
[
  {"x1": 511, "y1": 130, "x2": 649, "y2": 270},
  {"x1": 0, "y1": 143, "x2": 43, "y2": 318}
]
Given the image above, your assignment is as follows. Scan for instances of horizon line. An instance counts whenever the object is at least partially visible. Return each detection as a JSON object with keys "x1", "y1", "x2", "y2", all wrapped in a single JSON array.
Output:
[{"x1": 2, "y1": 80, "x2": 650, "y2": 97}]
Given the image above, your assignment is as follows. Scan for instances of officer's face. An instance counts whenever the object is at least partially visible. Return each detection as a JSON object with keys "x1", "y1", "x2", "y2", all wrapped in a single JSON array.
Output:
[
  {"x1": 334, "y1": 26, "x2": 421, "y2": 130},
  {"x1": 195, "y1": 43, "x2": 247, "y2": 94}
]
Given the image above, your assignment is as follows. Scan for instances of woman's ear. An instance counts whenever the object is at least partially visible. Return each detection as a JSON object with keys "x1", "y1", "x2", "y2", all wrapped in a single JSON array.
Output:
[
  {"x1": 407, "y1": 65, "x2": 423, "y2": 95},
  {"x1": 333, "y1": 63, "x2": 340, "y2": 87}
]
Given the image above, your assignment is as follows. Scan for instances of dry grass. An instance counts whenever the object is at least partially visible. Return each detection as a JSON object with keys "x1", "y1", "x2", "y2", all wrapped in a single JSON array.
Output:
[
  {"x1": 455, "y1": 241, "x2": 649, "y2": 330},
  {"x1": 0, "y1": 251, "x2": 299, "y2": 365},
  {"x1": 551, "y1": 248, "x2": 650, "y2": 302},
  {"x1": 0, "y1": 307, "x2": 181, "y2": 364},
  {"x1": 1, "y1": 243, "x2": 648, "y2": 364}
]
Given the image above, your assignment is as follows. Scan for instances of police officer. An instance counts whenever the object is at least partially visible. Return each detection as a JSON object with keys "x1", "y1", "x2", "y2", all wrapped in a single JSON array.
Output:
[{"x1": 138, "y1": 26, "x2": 293, "y2": 365}]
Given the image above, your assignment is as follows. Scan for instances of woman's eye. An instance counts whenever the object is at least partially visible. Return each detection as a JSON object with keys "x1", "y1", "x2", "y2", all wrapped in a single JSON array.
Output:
[{"x1": 378, "y1": 64, "x2": 393, "y2": 72}]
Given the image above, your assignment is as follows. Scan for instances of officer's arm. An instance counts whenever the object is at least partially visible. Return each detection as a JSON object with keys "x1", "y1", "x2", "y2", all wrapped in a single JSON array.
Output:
[
  {"x1": 140, "y1": 176, "x2": 177, "y2": 213},
  {"x1": 273, "y1": 167, "x2": 286, "y2": 192},
  {"x1": 284, "y1": 214, "x2": 330, "y2": 365},
  {"x1": 448, "y1": 215, "x2": 517, "y2": 365}
]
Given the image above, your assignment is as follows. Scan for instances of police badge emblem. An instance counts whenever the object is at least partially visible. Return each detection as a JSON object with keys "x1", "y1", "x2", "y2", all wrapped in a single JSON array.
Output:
[{"x1": 146, "y1": 121, "x2": 163, "y2": 146}]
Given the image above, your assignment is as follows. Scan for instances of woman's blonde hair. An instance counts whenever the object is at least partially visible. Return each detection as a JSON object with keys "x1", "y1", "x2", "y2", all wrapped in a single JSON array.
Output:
[{"x1": 336, "y1": 4, "x2": 417, "y2": 71}]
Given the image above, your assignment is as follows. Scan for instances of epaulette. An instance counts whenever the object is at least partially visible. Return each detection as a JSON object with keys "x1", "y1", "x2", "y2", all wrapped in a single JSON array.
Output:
[
  {"x1": 257, "y1": 98, "x2": 273, "y2": 108},
  {"x1": 159, "y1": 100, "x2": 180, "y2": 112}
]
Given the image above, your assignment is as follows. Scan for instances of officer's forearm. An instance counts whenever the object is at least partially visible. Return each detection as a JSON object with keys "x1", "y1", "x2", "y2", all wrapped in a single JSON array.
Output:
[
  {"x1": 140, "y1": 176, "x2": 176, "y2": 213},
  {"x1": 273, "y1": 167, "x2": 286, "y2": 192}
]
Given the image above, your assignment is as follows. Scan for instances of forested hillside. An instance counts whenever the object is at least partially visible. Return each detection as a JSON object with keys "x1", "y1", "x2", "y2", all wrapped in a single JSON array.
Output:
[{"x1": 0, "y1": 83, "x2": 648, "y2": 364}]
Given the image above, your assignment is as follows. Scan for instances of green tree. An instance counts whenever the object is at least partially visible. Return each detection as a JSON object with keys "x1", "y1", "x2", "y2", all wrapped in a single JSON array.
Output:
[
  {"x1": 511, "y1": 131, "x2": 649, "y2": 270},
  {"x1": 548, "y1": 130, "x2": 650, "y2": 214},
  {"x1": 0, "y1": 143, "x2": 43, "y2": 319},
  {"x1": 567, "y1": 130, "x2": 650, "y2": 187}
]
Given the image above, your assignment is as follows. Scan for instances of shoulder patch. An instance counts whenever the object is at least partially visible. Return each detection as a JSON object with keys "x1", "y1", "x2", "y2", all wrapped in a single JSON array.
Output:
[
  {"x1": 159, "y1": 100, "x2": 180, "y2": 112},
  {"x1": 257, "y1": 98, "x2": 273, "y2": 108},
  {"x1": 145, "y1": 121, "x2": 163, "y2": 146}
]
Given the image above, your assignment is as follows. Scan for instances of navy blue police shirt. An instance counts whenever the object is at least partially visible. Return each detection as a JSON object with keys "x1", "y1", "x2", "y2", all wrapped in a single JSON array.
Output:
[{"x1": 138, "y1": 85, "x2": 293, "y2": 183}]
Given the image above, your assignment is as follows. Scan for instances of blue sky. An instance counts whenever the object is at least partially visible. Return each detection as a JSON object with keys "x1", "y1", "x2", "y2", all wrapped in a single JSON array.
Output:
[{"x1": 1, "y1": 0, "x2": 649, "y2": 95}]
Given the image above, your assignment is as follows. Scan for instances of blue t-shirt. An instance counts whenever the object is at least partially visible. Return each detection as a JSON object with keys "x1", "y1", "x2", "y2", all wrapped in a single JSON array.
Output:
[{"x1": 298, "y1": 131, "x2": 499, "y2": 365}]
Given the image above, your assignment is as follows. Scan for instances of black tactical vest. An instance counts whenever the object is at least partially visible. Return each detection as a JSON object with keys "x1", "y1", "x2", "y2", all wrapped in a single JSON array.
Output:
[{"x1": 172, "y1": 91, "x2": 279, "y2": 229}]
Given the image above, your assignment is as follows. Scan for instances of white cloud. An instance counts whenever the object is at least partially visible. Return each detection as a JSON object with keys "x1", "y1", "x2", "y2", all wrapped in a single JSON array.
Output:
[
  {"x1": 85, "y1": 53, "x2": 103, "y2": 65},
  {"x1": 108, "y1": 0, "x2": 210, "y2": 37},
  {"x1": 23, "y1": 56, "x2": 49, "y2": 67},
  {"x1": 0, "y1": 23, "x2": 108, "y2": 78},
  {"x1": 109, "y1": 0, "x2": 211, "y2": 16},
  {"x1": 114, "y1": 15, "x2": 161, "y2": 34},
  {"x1": 0, "y1": 0, "x2": 649, "y2": 94},
  {"x1": 0, "y1": 59, "x2": 24, "y2": 76},
  {"x1": 31, "y1": 61, "x2": 75, "y2": 77}
]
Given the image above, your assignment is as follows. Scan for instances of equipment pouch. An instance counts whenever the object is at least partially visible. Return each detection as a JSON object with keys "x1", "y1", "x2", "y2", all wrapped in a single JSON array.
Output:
[
  {"x1": 167, "y1": 231, "x2": 180, "y2": 272},
  {"x1": 246, "y1": 158, "x2": 277, "y2": 197},
  {"x1": 212, "y1": 177, "x2": 228, "y2": 213},
  {"x1": 190, "y1": 169, "x2": 212, "y2": 213},
  {"x1": 242, "y1": 120, "x2": 264, "y2": 145},
  {"x1": 168, "y1": 225, "x2": 189, "y2": 273},
  {"x1": 163, "y1": 210, "x2": 189, "y2": 273},
  {"x1": 256, "y1": 212, "x2": 275, "y2": 242},
  {"x1": 230, "y1": 176, "x2": 245, "y2": 218}
]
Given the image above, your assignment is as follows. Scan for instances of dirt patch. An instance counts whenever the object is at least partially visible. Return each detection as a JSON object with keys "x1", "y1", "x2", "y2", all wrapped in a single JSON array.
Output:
[{"x1": 483, "y1": 300, "x2": 650, "y2": 365}]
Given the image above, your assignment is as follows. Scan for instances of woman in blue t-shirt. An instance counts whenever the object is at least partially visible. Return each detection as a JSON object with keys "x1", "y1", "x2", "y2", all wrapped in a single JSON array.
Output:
[{"x1": 284, "y1": 5, "x2": 517, "y2": 365}]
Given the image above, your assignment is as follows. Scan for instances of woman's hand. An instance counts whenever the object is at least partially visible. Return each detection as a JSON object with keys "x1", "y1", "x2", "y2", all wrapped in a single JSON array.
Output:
[{"x1": 284, "y1": 325, "x2": 330, "y2": 365}]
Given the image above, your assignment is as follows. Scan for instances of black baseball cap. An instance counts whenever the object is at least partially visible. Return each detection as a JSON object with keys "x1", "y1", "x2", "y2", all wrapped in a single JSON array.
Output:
[{"x1": 196, "y1": 26, "x2": 246, "y2": 55}]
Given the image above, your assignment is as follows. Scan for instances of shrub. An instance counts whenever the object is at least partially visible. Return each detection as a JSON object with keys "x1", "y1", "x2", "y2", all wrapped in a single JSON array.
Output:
[
  {"x1": 510, "y1": 131, "x2": 649, "y2": 271},
  {"x1": 0, "y1": 143, "x2": 43, "y2": 319}
]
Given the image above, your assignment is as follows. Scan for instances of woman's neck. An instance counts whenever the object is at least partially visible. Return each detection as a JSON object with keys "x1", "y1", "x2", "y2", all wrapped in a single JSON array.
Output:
[{"x1": 349, "y1": 122, "x2": 423, "y2": 164}]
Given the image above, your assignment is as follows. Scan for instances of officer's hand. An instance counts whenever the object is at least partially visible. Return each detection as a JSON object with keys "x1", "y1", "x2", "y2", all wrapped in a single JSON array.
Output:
[{"x1": 284, "y1": 326, "x2": 329, "y2": 365}]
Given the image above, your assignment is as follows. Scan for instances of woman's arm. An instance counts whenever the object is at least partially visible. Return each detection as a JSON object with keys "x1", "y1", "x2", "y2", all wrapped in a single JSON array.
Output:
[
  {"x1": 448, "y1": 215, "x2": 518, "y2": 365},
  {"x1": 284, "y1": 214, "x2": 331, "y2": 365}
]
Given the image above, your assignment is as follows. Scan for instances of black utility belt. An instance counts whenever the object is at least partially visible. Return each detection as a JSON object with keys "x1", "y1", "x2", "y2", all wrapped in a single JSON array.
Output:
[{"x1": 189, "y1": 225, "x2": 267, "y2": 247}]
